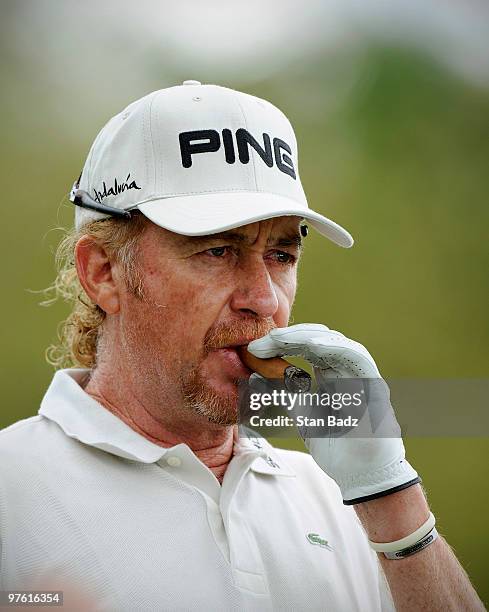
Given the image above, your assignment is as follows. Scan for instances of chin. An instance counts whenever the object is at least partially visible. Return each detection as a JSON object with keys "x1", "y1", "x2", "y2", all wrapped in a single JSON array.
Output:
[
  {"x1": 180, "y1": 351, "x2": 252, "y2": 426},
  {"x1": 181, "y1": 374, "x2": 243, "y2": 426},
  {"x1": 192, "y1": 394, "x2": 240, "y2": 426}
]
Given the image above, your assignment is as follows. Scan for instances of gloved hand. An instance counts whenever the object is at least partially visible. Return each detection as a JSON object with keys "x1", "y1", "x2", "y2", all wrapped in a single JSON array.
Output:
[{"x1": 247, "y1": 323, "x2": 420, "y2": 505}]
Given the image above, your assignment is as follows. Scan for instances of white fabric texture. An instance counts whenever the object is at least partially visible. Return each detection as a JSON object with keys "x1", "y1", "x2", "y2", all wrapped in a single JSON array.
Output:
[{"x1": 0, "y1": 370, "x2": 394, "y2": 611}]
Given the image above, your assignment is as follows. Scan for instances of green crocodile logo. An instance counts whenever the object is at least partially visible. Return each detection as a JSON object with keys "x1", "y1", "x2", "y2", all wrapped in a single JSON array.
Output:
[{"x1": 307, "y1": 533, "x2": 333, "y2": 551}]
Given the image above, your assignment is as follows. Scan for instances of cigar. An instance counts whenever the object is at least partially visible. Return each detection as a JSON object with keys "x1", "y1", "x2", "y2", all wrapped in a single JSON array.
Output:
[{"x1": 238, "y1": 346, "x2": 311, "y2": 393}]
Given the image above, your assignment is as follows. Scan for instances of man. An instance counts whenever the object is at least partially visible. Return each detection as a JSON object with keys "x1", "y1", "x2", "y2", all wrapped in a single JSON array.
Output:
[{"x1": 0, "y1": 81, "x2": 483, "y2": 611}]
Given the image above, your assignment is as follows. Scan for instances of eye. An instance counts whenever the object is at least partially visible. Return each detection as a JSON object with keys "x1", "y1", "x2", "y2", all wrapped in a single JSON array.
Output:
[
  {"x1": 271, "y1": 251, "x2": 296, "y2": 265},
  {"x1": 206, "y1": 246, "x2": 230, "y2": 257}
]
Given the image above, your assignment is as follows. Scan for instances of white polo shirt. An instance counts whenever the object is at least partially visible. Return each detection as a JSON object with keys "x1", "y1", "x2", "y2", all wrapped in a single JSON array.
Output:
[{"x1": 0, "y1": 370, "x2": 394, "y2": 611}]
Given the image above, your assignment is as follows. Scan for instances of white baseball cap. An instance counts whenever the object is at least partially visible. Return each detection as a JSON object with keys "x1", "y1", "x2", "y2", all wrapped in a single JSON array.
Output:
[{"x1": 70, "y1": 80, "x2": 353, "y2": 248}]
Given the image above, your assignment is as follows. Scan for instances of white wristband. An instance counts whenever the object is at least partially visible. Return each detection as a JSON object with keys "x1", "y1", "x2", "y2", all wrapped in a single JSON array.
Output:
[{"x1": 369, "y1": 512, "x2": 436, "y2": 553}]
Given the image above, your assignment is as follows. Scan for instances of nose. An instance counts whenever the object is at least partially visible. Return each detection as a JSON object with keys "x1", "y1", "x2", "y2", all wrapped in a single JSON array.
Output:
[{"x1": 230, "y1": 258, "x2": 279, "y2": 319}]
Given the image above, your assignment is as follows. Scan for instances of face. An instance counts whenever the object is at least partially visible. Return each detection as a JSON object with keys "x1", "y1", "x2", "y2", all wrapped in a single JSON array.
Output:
[{"x1": 114, "y1": 216, "x2": 303, "y2": 425}]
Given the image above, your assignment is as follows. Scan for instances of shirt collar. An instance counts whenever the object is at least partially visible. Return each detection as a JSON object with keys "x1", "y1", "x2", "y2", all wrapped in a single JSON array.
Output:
[{"x1": 39, "y1": 369, "x2": 295, "y2": 476}]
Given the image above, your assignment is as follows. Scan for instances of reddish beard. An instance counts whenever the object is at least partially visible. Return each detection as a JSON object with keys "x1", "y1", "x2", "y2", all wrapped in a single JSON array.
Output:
[{"x1": 180, "y1": 318, "x2": 276, "y2": 425}]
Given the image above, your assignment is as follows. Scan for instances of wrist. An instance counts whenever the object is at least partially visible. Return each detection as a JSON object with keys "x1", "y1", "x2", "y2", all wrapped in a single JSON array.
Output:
[{"x1": 354, "y1": 484, "x2": 430, "y2": 542}]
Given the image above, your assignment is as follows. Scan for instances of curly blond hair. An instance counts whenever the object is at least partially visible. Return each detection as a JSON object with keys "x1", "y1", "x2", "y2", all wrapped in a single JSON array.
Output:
[{"x1": 45, "y1": 212, "x2": 148, "y2": 369}]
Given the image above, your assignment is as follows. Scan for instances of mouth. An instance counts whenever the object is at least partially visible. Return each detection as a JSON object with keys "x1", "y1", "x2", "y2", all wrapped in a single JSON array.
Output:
[{"x1": 209, "y1": 341, "x2": 256, "y2": 378}]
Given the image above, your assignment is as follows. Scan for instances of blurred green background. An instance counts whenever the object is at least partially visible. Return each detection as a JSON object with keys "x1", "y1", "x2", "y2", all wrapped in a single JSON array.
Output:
[{"x1": 0, "y1": 0, "x2": 488, "y2": 604}]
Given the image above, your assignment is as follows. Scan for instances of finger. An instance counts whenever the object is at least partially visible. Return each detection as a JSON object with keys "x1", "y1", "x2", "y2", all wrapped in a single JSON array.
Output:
[
  {"x1": 309, "y1": 339, "x2": 380, "y2": 377},
  {"x1": 249, "y1": 327, "x2": 348, "y2": 364},
  {"x1": 248, "y1": 325, "x2": 379, "y2": 376},
  {"x1": 247, "y1": 323, "x2": 331, "y2": 358},
  {"x1": 250, "y1": 327, "x2": 380, "y2": 376}
]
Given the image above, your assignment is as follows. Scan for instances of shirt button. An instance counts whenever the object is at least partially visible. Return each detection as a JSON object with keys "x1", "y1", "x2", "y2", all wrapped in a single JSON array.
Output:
[
  {"x1": 166, "y1": 456, "x2": 182, "y2": 467},
  {"x1": 182, "y1": 80, "x2": 201, "y2": 86}
]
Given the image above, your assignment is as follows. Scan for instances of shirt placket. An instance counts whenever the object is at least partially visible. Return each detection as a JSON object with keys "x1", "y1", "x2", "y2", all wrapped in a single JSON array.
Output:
[
  {"x1": 155, "y1": 441, "x2": 271, "y2": 597},
  {"x1": 220, "y1": 449, "x2": 271, "y2": 596}
]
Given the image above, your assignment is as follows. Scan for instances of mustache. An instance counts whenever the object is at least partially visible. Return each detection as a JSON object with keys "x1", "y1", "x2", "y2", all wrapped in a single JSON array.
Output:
[{"x1": 203, "y1": 318, "x2": 277, "y2": 353}]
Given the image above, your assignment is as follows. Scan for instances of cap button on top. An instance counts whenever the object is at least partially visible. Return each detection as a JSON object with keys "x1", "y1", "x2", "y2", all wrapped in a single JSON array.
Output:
[
  {"x1": 166, "y1": 456, "x2": 182, "y2": 467},
  {"x1": 182, "y1": 80, "x2": 201, "y2": 86}
]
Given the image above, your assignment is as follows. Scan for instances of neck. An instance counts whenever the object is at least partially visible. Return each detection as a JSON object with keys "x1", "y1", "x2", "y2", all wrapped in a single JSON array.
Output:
[{"x1": 84, "y1": 365, "x2": 235, "y2": 484}]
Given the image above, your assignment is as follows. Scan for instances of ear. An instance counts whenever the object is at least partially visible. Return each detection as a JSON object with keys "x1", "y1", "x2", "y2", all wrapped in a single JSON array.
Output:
[{"x1": 75, "y1": 236, "x2": 121, "y2": 315}]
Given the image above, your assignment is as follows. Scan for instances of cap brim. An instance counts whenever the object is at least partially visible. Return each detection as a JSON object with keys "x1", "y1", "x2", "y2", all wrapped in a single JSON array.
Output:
[{"x1": 137, "y1": 192, "x2": 353, "y2": 248}]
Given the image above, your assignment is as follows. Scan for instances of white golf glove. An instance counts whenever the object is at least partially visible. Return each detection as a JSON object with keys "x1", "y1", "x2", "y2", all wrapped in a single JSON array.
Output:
[{"x1": 247, "y1": 323, "x2": 420, "y2": 504}]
